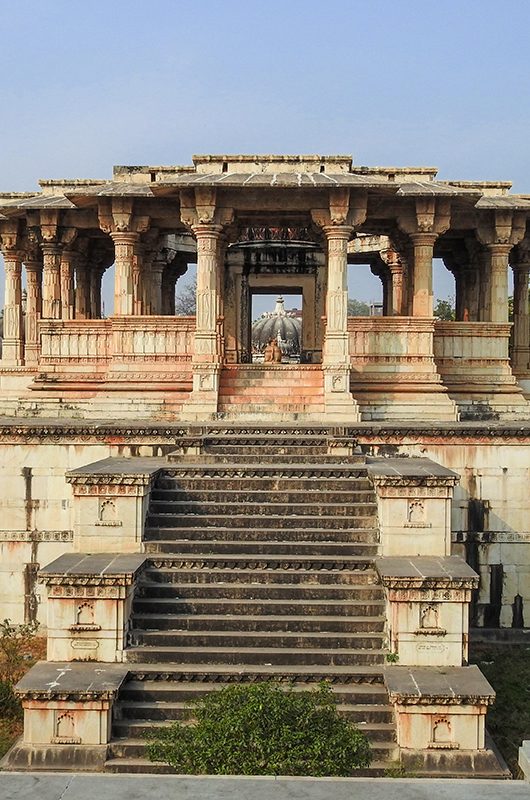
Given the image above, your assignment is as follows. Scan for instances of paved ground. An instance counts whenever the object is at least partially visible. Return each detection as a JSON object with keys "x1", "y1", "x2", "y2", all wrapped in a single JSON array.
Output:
[{"x1": 1, "y1": 774, "x2": 529, "y2": 800}]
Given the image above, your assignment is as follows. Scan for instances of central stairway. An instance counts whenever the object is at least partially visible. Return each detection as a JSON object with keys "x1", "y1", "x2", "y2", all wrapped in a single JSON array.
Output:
[{"x1": 105, "y1": 427, "x2": 397, "y2": 774}]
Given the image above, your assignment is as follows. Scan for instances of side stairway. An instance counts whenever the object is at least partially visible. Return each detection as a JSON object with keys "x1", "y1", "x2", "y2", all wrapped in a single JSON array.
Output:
[
  {"x1": 105, "y1": 427, "x2": 397, "y2": 774},
  {"x1": 218, "y1": 365, "x2": 325, "y2": 417}
]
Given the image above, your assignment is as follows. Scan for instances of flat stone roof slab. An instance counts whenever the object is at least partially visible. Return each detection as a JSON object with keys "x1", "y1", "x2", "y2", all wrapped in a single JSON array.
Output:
[
  {"x1": 67, "y1": 457, "x2": 165, "y2": 477},
  {"x1": 367, "y1": 457, "x2": 459, "y2": 480},
  {"x1": 384, "y1": 665, "x2": 495, "y2": 704},
  {"x1": 15, "y1": 662, "x2": 128, "y2": 699},
  {"x1": 39, "y1": 553, "x2": 147, "y2": 579},
  {"x1": 376, "y1": 555, "x2": 479, "y2": 584}
]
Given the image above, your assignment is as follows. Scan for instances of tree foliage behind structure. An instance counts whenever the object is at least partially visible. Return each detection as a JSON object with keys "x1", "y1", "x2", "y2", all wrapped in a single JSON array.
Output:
[
  {"x1": 147, "y1": 681, "x2": 371, "y2": 776},
  {"x1": 174, "y1": 279, "x2": 197, "y2": 315}
]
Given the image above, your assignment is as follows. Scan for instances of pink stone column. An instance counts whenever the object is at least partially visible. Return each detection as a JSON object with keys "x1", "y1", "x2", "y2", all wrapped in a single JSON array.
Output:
[
  {"x1": 512, "y1": 262, "x2": 530, "y2": 372},
  {"x1": 24, "y1": 259, "x2": 42, "y2": 366},
  {"x1": 41, "y1": 243, "x2": 62, "y2": 319},
  {"x1": 2, "y1": 249, "x2": 24, "y2": 365},
  {"x1": 75, "y1": 260, "x2": 90, "y2": 319},
  {"x1": 193, "y1": 224, "x2": 223, "y2": 363},
  {"x1": 486, "y1": 243, "x2": 511, "y2": 323},
  {"x1": 110, "y1": 232, "x2": 138, "y2": 316},
  {"x1": 410, "y1": 233, "x2": 437, "y2": 317},
  {"x1": 60, "y1": 249, "x2": 76, "y2": 320},
  {"x1": 322, "y1": 225, "x2": 352, "y2": 366}
]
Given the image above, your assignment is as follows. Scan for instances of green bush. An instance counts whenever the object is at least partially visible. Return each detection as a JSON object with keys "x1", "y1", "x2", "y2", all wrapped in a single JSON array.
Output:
[
  {"x1": 0, "y1": 680, "x2": 22, "y2": 721},
  {"x1": 147, "y1": 681, "x2": 371, "y2": 776}
]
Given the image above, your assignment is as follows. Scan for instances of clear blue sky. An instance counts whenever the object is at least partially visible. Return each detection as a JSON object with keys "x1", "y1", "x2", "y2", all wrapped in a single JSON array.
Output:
[{"x1": 1, "y1": 0, "x2": 528, "y2": 308}]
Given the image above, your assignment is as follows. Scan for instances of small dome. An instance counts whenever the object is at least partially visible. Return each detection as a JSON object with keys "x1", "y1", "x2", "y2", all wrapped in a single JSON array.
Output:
[{"x1": 252, "y1": 296, "x2": 302, "y2": 356}]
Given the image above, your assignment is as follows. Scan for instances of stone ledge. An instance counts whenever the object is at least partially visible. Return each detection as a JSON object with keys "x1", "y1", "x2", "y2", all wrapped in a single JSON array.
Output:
[
  {"x1": 384, "y1": 666, "x2": 495, "y2": 706},
  {"x1": 376, "y1": 556, "x2": 479, "y2": 591},
  {"x1": 39, "y1": 554, "x2": 148, "y2": 587},
  {"x1": 66, "y1": 457, "x2": 165, "y2": 486},
  {"x1": 367, "y1": 457, "x2": 459, "y2": 487},
  {"x1": 2, "y1": 743, "x2": 109, "y2": 771},
  {"x1": 15, "y1": 661, "x2": 128, "y2": 701}
]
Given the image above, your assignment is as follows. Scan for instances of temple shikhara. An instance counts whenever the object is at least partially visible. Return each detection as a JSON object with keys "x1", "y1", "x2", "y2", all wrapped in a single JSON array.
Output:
[{"x1": 1, "y1": 154, "x2": 529, "y2": 776}]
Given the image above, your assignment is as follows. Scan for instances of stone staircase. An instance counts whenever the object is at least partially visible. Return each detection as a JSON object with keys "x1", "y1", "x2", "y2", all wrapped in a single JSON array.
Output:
[
  {"x1": 217, "y1": 365, "x2": 325, "y2": 417},
  {"x1": 105, "y1": 427, "x2": 397, "y2": 774}
]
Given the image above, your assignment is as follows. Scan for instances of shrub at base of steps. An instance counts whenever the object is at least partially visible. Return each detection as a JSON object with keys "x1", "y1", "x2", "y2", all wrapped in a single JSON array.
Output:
[{"x1": 146, "y1": 681, "x2": 371, "y2": 776}]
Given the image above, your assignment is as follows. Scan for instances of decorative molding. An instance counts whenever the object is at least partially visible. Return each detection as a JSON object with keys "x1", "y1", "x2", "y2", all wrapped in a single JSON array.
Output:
[{"x1": 0, "y1": 530, "x2": 73, "y2": 542}]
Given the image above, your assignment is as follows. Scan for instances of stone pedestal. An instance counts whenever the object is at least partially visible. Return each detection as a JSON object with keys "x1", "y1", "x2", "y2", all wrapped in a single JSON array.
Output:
[
  {"x1": 384, "y1": 666, "x2": 506, "y2": 777},
  {"x1": 66, "y1": 458, "x2": 163, "y2": 553},
  {"x1": 3, "y1": 662, "x2": 127, "y2": 771},
  {"x1": 367, "y1": 458, "x2": 459, "y2": 557},
  {"x1": 376, "y1": 556, "x2": 478, "y2": 666},
  {"x1": 39, "y1": 553, "x2": 147, "y2": 663}
]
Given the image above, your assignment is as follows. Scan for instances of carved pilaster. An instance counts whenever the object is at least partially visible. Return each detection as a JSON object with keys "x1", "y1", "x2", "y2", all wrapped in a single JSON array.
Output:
[
  {"x1": 486, "y1": 243, "x2": 512, "y2": 324},
  {"x1": 410, "y1": 232, "x2": 437, "y2": 317},
  {"x1": 2, "y1": 248, "x2": 24, "y2": 365},
  {"x1": 41, "y1": 243, "x2": 62, "y2": 319},
  {"x1": 110, "y1": 231, "x2": 139, "y2": 316},
  {"x1": 60, "y1": 249, "x2": 76, "y2": 320},
  {"x1": 23, "y1": 257, "x2": 42, "y2": 366},
  {"x1": 511, "y1": 247, "x2": 530, "y2": 375}
]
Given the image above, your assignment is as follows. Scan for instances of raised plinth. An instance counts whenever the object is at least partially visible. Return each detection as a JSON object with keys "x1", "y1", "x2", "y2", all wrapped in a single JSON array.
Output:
[
  {"x1": 376, "y1": 556, "x2": 478, "y2": 666},
  {"x1": 3, "y1": 661, "x2": 128, "y2": 771},
  {"x1": 384, "y1": 665, "x2": 507, "y2": 777},
  {"x1": 40, "y1": 553, "x2": 148, "y2": 662}
]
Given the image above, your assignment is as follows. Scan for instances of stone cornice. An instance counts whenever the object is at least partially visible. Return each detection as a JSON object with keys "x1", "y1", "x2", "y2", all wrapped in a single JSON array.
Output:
[{"x1": 1, "y1": 420, "x2": 530, "y2": 444}]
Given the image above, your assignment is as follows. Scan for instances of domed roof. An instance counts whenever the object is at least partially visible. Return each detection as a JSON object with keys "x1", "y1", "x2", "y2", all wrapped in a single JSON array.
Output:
[{"x1": 252, "y1": 297, "x2": 302, "y2": 355}]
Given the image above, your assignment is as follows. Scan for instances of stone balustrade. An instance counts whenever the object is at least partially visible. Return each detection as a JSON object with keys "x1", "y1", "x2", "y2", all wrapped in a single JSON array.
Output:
[
  {"x1": 36, "y1": 316, "x2": 195, "y2": 387},
  {"x1": 348, "y1": 316, "x2": 458, "y2": 421},
  {"x1": 433, "y1": 321, "x2": 527, "y2": 418}
]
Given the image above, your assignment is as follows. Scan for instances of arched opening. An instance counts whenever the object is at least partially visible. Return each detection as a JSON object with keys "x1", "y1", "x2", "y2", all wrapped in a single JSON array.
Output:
[
  {"x1": 251, "y1": 292, "x2": 303, "y2": 363},
  {"x1": 347, "y1": 263, "x2": 383, "y2": 316}
]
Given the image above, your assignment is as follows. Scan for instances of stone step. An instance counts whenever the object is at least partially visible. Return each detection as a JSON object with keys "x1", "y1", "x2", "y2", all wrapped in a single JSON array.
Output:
[
  {"x1": 131, "y1": 597, "x2": 383, "y2": 616},
  {"x1": 125, "y1": 645, "x2": 386, "y2": 666},
  {"x1": 129, "y1": 630, "x2": 385, "y2": 651},
  {"x1": 115, "y1": 679, "x2": 389, "y2": 706},
  {"x1": 141, "y1": 540, "x2": 379, "y2": 557},
  {"x1": 121, "y1": 662, "x2": 386, "y2": 683},
  {"x1": 141, "y1": 567, "x2": 380, "y2": 586},
  {"x1": 130, "y1": 611, "x2": 384, "y2": 632},
  {"x1": 136, "y1": 581, "x2": 383, "y2": 602},
  {"x1": 144, "y1": 526, "x2": 379, "y2": 543},
  {"x1": 148, "y1": 501, "x2": 377, "y2": 517},
  {"x1": 141, "y1": 553, "x2": 374, "y2": 570},
  {"x1": 151, "y1": 488, "x2": 374, "y2": 503},
  {"x1": 172, "y1": 453, "x2": 353, "y2": 464},
  {"x1": 102, "y1": 756, "x2": 395, "y2": 777},
  {"x1": 106, "y1": 730, "x2": 394, "y2": 762},
  {"x1": 157, "y1": 476, "x2": 372, "y2": 492},
  {"x1": 112, "y1": 711, "x2": 394, "y2": 736},
  {"x1": 202, "y1": 444, "x2": 333, "y2": 455},
  {"x1": 141, "y1": 553, "x2": 375, "y2": 570},
  {"x1": 146, "y1": 514, "x2": 377, "y2": 530},
  {"x1": 159, "y1": 466, "x2": 371, "y2": 478}
]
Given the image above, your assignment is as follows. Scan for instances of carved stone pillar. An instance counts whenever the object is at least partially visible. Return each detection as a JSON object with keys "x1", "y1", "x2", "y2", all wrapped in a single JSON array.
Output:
[
  {"x1": 410, "y1": 233, "x2": 437, "y2": 317},
  {"x1": 60, "y1": 249, "x2": 76, "y2": 320},
  {"x1": 322, "y1": 224, "x2": 352, "y2": 366},
  {"x1": 24, "y1": 258, "x2": 42, "y2": 366},
  {"x1": 110, "y1": 232, "x2": 138, "y2": 316},
  {"x1": 190, "y1": 224, "x2": 224, "y2": 404},
  {"x1": 75, "y1": 259, "x2": 90, "y2": 319},
  {"x1": 486, "y1": 243, "x2": 511, "y2": 323},
  {"x1": 90, "y1": 266, "x2": 105, "y2": 319},
  {"x1": 388, "y1": 262, "x2": 404, "y2": 316},
  {"x1": 149, "y1": 258, "x2": 165, "y2": 316},
  {"x1": 320, "y1": 224, "x2": 359, "y2": 417},
  {"x1": 512, "y1": 261, "x2": 530, "y2": 374},
  {"x1": 2, "y1": 248, "x2": 24, "y2": 365},
  {"x1": 41, "y1": 243, "x2": 62, "y2": 319}
]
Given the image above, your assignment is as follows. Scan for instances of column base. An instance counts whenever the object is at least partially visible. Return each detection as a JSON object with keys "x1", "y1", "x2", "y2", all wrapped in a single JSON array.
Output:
[
  {"x1": 322, "y1": 365, "x2": 361, "y2": 421},
  {"x1": 181, "y1": 364, "x2": 221, "y2": 418}
]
